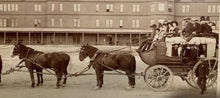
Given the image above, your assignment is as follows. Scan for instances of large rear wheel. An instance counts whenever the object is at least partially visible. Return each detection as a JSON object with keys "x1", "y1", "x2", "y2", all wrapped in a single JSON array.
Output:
[
  {"x1": 192, "y1": 58, "x2": 218, "y2": 88},
  {"x1": 144, "y1": 65, "x2": 174, "y2": 91}
]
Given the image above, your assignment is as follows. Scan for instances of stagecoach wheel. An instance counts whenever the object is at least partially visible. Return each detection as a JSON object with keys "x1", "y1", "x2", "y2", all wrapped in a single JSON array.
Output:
[
  {"x1": 144, "y1": 65, "x2": 174, "y2": 92},
  {"x1": 192, "y1": 58, "x2": 218, "y2": 88},
  {"x1": 185, "y1": 70, "x2": 197, "y2": 88}
]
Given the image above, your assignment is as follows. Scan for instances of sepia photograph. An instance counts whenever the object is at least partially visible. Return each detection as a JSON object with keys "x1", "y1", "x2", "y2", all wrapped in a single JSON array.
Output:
[{"x1": 0, "y1": 0, "x2": 219, "y2": 98}]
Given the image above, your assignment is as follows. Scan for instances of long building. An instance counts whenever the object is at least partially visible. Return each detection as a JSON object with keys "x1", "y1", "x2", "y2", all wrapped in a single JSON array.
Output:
[{"x1": 0, "y1": 0, "x2": 219, "y2": 45}]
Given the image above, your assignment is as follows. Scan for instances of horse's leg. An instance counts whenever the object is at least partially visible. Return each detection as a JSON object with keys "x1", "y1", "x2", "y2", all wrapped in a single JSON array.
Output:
[
  {"x1": 40, "y1": 69, "x2": 43, "y2": 86},
  {"x1": 28, "y1": 68, "x2": 35, "y2": 88},
  {"x1": 100, "y1": 70, "x2": 104, "y2": 88},
  {"x1": 55, "y1": 71, "x2": 62, "y2": 89},
  {"x1": 62, "y1": 69, "x2": 68, "y2": 87},
  {"x1": 125, "y1": 71, "x2": 135, "y2": 90},
  {"x1": 95, "y1": 68, "x2": 101, "y2": 89},
  {"x1": 36, "y1": 71, "x2": 40, "y2": 86}
]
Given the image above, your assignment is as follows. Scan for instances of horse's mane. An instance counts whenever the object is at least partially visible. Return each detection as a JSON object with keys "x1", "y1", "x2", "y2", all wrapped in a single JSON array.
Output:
[
  {"x1": 85, "y1": 45, "x2": 99, "y2": 57},
  {"x1": 20, "y1": 44, "x2": 44, "y2": 54}
]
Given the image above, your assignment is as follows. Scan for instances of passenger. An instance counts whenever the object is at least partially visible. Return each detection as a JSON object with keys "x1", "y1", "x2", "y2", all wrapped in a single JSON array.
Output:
[
  {"x1": 171, "y1": 21, "x2": 180, "y2": 37},
  {"x1": 181, "y1": 17, "x2": 196, "y2": 42},
  {"x1": 191, "y1": 17, "x2": 202, "y2": 36},
  {"x1": 172, "y1": 44, "x2": 179, "y2": 56},
  {"x1": 198, "y1": 44, "x2": 207, "y2": 57},
  {"x1": 136, "y1": 24, "x2": 157, "y2": 52},
  {"x1": 184, "y1": 45, "x2": 197, "y2": 65},
  {"x1": 195, "y1": 55, "x2": 209, "y2": 94}
]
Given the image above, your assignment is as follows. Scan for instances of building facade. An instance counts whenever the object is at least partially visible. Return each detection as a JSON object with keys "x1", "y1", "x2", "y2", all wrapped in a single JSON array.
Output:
[{"x1": 0, "y1": 0, "x2": 219, "y2": 45}]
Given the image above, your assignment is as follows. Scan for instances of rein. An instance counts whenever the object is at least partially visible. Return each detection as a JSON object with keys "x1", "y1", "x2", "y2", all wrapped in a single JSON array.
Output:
[{"x1": 90, "y1": 50, "x2": 100, "y2": 62}]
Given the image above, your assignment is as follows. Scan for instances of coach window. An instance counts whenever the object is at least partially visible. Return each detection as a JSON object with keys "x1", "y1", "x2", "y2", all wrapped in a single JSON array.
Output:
[
  {"x1": 158, "y1": 3, "x2": 165, "y2": 11},
  {"x1": 51, "y1": 4, "x2": 55, "y2": 12},
  {"x1": 96, "y1": 4, "x2": 99, "y2": 12}
]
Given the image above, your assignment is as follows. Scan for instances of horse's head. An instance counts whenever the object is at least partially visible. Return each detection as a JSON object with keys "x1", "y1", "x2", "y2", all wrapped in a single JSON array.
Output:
[
  {"x1": 79, "y1": 43, "x2": 98, "y2": 61},
  {"x1": 79, "y1": 44, "x2": 89, "y2": 61},
  {"x1": 11, "y1": 42, "x2": 27, "y2": 58}
]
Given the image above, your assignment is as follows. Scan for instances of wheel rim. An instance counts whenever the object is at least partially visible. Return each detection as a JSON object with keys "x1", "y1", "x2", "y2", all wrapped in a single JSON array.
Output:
[
  {"x1": 192, "y1": 58, "x2": 218, "y2": 88},
  {"x1": 185, "y1": 70, "x2": 198, "y2": 88},
  {"x1": 144, "y1": 65, "x2": 174, "y2": 91}
]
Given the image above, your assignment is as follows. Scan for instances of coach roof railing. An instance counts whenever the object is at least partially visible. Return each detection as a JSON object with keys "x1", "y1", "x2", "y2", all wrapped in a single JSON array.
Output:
[{"x1": 0, "y1": 28, "x2": 151, "y2": 34}]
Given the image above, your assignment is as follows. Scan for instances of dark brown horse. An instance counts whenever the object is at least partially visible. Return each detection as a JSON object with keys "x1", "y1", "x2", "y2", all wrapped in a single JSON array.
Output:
[
  {"x1": 79, "y1": 44, "x2": 136, "y2": 89},
  {"x1": 11, "y1": 43, "x2": 70, "y2": 88}
]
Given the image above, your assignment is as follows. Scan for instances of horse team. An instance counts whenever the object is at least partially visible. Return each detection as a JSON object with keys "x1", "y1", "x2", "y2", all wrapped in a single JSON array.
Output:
[{"x1": 1, "y1": 42, "x2": 136, "y2": 89}]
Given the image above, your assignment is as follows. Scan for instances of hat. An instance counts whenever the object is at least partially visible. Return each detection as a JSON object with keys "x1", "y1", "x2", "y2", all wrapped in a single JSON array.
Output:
[
  {"x1": 200, "y1": 16, "x2": 205, "y2": 21},
  {"x1": 183, "y1": 17, "x2": 191, "y2": 20},
  {"x1": 199, "y1": 55, "x2": 206, "y2": 59},
  {"x1": 208, "y1": 22, "x2": 216, "y2": 26},
  {"x1": 171, "y1": 21, "x2": 179, "y2": 26},
  {"x1": 150, "y1": 24, "x2": 157, "y2": 28},
  {"x1": 191, "y1": 17, "x2": 198, "y2": 21},
  {"x1": 205, "y1": 16, "x2": 210, "y2": 21}
]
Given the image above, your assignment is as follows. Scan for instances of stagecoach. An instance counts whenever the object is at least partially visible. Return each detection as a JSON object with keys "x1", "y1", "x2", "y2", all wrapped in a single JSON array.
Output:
[{"x1": 137, "y1": 36, "x2": 218, "y2": 91}]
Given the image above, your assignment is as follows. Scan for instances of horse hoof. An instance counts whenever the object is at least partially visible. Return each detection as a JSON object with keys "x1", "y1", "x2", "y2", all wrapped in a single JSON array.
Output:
[{"x1": 56, "y1": 86, "x2": 60, "y2": 89}]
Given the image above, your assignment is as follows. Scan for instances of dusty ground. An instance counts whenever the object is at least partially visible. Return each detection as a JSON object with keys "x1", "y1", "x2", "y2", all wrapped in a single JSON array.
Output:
[{"x1": 0, "y1": 45, "x2": 217, "y2": 98}]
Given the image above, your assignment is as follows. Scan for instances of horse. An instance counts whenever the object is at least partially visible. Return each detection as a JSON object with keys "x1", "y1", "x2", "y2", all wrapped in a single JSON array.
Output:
[
  {"x1": 0, "y1": 55, "x2": 2, "y2": 83},
  {"x1": 11, "y1": 43, "x2": 70, "y2": 88},
  {"x1": 79, "y1": 44, "x2": 136, "y2": 89}
]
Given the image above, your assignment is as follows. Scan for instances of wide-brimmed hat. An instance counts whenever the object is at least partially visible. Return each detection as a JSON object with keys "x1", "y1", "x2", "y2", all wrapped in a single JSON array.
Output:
[
  {"x1": 205, "y1": 16, "x2": 210, "y2": 21},
  {"x1": 191, "y1": 17, "x2": 198, "y2": 21},
  {"x1": 183, "y1": 17, "x2": 191, "y2": 20},
  {"x1": 171, "y1": 21, "x2": 179, "y2": 26},
  {"x1": 208, "y1": 22, "x2": 216, "y2": 26},
  {"x1": 150, "y1": 24, "x2": 157, "y2": 28}
]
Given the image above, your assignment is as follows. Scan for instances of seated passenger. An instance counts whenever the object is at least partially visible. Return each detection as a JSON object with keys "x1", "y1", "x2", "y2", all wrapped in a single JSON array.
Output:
[
  {"x1": 186, "y1": 45, "x2": 198, "y2": 66},
  {"x1": 171, "y1": 21, "x2": 180, "y2": 37}
]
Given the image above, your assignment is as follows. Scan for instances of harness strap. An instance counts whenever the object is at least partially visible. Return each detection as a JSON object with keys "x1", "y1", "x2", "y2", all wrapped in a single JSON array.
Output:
[{"x1": 90, "y1": 50, "x2": 100, "y2": 62}]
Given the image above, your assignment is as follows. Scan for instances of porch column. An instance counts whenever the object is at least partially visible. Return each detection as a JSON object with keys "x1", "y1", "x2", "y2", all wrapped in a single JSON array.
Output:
[
  {"x1": 138, "y1": 33, "x2": 141, "y2": 46},
  {"x1": 3, "y1": 32, "x2": 6, "y2": 44},
  {"x1": 114, "y1": 33, "x2": 117, "y2": 46},
  {"x1": 16, "y1": 32, "x2": 18, "y2": 43},
  {"x1": 28, "y1": 32, "x2": 31, "y2": 45},
  {"x1": 97, "y1": 33, "x2": 99, "y2": 45},
  {"x1": 82, "y1": 33, "x2": 84, "y2": 44},
  {"x1": 41, "y1": 32, "x2": 43, "y2": 45},
  {"x1": 66, "y1": 32, "x2": 68, "y2": 45},
  {"x1": 53, "y1": 32, "x2": 55, "y2": 44}
]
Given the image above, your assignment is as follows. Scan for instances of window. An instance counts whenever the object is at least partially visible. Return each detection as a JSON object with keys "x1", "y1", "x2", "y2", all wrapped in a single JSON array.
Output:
[
  {"x1": 73, "y1": 18, "x2": 80, "y2": 27},
  {"x1": 110, "y1": 4, "x2": 113, "y2": 12},
  {"x1": 150, "y1": 20, "x2": 155, "y2": 25},
  {"x1": 208, "y1": 5, "x2": 212, "y2": 13},
  {"x1": 132, "y1": 19, "x2": 139, "y2": 28},
  {"x1": 182, "y1": 5, "x2": 189, "y2": 13},
  {"x1": 133, "y1": 4, "x2": 140, "y2": 12},
  {"x1": 51, "y1": 18, "x2": 54, "y2": 27},
  {"x1": 60, "y1": 4, "x2": 63, "y2": 11},
  {"x1": 15, "y1": 4, "x2": 18, "y2": 11},
  {"x1": 120, "y1": 4, "x2": 123, "y2": 12},
  {"x1": 35, "y1": 4, "x2": 41, "y2": 12},
  {"x1": 38, "y1": 5, "x2": 41, "y2": 12},
  {"x1": 96, "y1": 4, "x2": 99, "y2": 12},
  {"x1": 158, "y1": 3, "x2": 165, "y2": 11},
  {"x1": 119, "y1": 20, "x2": 123, "y2": 28},
  {"x1": 96, "y1": 19, "x2": 99, "y2": 27},
  {"x1": 3, "y1": 19, "x2": 6, "y2": 27},
  {"x1": 34, "y1": 18, "x2": 41, "y2": 27},
  {"x1": 168, "y1": 4, "x2": 172, "y2": 12},
  {"x1": 59, "y1": 18, "x2": 63, "y2": 27},
  {"x1": 35, "y1": 4, "x2": 38, "y2": 12},
  {"x1": 0, "y1": 4, "x2": 3, "y2": 11},
  {"x1": 51, "y1": 4, "x2": 55, "y2": 12},
  {"x1": 4, "y1": 4, "x2": 7, "y2": 11},
  {"x1": 11, "y1": 4, "x2": 14, "y2": 11},
  {"x1": 8, "y1": 4, "x2": 10, "y2": 11},
  {"x1": 106, "y1": 19, "x2": 109, "y2": 27},
  {"x1": 0, "y1": 19, "x2": 2, "y2": 27},
  {"x1": 109, "y1": 19, "x2": 113, "y2": 27},
  {"x1": 150, "y1": 4, "x2": 155, "y2": 12},
  {"x1": 212, "y1": 5, "x2": 216, "y2": 13},
  {"x1": 106, "y1": 4, "x2": 110, "y2": 12},
  {"x1": 73, "y1": 4, "x2": 80, "y2": 12},
  {"x1": 217, "y1": 5, "x2": 220, "y2": 13}
]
